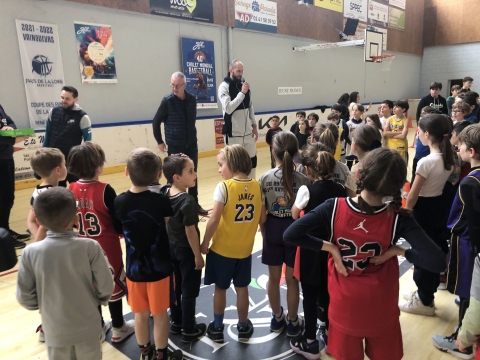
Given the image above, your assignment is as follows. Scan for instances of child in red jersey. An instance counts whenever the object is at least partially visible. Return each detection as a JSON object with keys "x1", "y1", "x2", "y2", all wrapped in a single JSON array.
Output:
[
  {"x1": 284, "y1": 148, "x2": 446, "y2": 360},
  {"x1": 67, "y1": 141, "x2": 134, "y2": 343}
]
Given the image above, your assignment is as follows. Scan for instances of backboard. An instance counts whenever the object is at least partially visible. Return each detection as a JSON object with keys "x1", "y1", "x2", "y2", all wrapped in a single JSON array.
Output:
[{"x1": 364, "y1": 29, "x2": 383, "y2": 62}]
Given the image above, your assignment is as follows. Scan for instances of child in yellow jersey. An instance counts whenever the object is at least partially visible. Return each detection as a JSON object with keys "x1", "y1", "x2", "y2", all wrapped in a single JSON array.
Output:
[
  {"x1": 200, "y1": 144, "x2": 264, "y2": 343},
  {"x1": 384, "y1": 100, "x2": 410, "y2": 162}
]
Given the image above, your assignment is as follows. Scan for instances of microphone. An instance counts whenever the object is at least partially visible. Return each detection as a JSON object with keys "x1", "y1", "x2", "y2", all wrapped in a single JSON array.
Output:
[{"x1": 241, "y1": 77, "x2": 245, "y2": 84}]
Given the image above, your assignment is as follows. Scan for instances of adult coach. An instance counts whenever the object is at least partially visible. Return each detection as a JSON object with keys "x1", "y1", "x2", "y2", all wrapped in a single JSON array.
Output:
[
  {"x1": 43, "y1": 86, "x2": 92, "y2": 187},
  {"x1": 152, "y1": 71, "x2": 208, "y2": 215},
  {"x1": 218, "y1": 60, "x2": 258, "y2": 178}
]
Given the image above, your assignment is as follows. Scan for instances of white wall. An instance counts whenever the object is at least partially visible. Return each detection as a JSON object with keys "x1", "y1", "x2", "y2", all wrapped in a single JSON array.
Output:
[{"x1": 420, "y1": 44, "x2": 480, "y2": 98}]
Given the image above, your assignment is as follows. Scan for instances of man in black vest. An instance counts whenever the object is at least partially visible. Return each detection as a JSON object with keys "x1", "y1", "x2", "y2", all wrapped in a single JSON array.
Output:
[
  {"x1": 152, "y1": 72, "x2": 208, "y2": 215},
  {"x1": 218, "y1": 59, "x2": 258, "y2": 178},
  {"x1": 43, "y1": 86, "x2": 92, "y2": 187}
]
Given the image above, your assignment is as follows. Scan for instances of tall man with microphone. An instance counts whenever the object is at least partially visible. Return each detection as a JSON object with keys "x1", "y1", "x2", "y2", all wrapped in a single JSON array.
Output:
[{"x1": 218, "y1": 59, "x2": 258, "y2": 178}]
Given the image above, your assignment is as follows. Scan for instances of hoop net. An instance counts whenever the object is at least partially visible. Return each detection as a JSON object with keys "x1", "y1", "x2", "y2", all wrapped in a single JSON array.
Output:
[{"x1": 372, "y1": 54, "x2": 395, "y2": 71}]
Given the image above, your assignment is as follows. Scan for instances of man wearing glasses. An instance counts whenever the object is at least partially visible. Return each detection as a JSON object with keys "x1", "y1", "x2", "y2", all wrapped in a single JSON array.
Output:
[{"x1": 152, "y1": 71, "x2": 208, "y2": 215}]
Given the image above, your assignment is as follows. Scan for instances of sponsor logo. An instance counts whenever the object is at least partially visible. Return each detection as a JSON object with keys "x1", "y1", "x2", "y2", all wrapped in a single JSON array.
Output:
[
  {"x1": 353, "y1": 219, "x2": 369, "y2": 233},
  {"x1": 31, "y1": 55, "x2": 53, "y2": 77}
]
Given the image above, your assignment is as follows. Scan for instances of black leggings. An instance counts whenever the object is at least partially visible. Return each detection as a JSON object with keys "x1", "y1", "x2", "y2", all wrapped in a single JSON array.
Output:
[{"x1": 99, "y1": 301, "x2": 124, "y2": 328}]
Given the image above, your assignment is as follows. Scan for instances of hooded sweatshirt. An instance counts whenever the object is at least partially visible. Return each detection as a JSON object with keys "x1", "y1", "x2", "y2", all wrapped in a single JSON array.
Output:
[{"x1": 416, "y1": 94, "x2": 448, "y2": 121}]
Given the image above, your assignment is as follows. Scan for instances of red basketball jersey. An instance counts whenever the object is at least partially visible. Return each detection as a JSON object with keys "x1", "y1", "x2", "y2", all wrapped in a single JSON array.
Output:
[
  {"x1": 328, "y1": 197, "x2": 400, "y2": 337},
  {"x1": 69, "y1": 180, "x2": 126, "y2": 300}
]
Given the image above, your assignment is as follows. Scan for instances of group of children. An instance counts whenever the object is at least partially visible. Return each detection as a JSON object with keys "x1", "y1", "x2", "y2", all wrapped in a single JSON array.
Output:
[{"x1": 14, "y1": 94, "x2": 480, "y2": 360}]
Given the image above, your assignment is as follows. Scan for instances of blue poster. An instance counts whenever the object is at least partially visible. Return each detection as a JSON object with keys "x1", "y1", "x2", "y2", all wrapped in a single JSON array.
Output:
[{"x1": 181, "y1": 37, "x2": 217, "y2": 109}]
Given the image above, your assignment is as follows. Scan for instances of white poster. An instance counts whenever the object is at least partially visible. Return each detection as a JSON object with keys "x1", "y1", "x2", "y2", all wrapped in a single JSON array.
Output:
[
  {"x1": 235, "y1": 0, "x2": 277, "y2": 34},
  {"x1": 389, "y1": 0, "x2": 405, "y2": 9},
  {"x1": 344, "y1": 0, "x2": 368, "y2": 22},
  {"x1": 16, "y1": 20, "x2": 65, "y2": 130},
  {"x1": 368, "y1": 0, "x2": 388, "y2": 27}
]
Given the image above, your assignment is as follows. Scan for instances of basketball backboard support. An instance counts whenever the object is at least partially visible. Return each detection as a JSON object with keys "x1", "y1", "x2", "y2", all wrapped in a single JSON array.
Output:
[{"x1": 364, "y1": 29, "x2": 383, "y2": 62}]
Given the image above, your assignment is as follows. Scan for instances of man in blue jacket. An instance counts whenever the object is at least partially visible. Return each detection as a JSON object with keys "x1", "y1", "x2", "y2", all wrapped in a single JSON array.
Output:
[{"x1": 152, "y1": 72, "x2": 208, "y2": 215}]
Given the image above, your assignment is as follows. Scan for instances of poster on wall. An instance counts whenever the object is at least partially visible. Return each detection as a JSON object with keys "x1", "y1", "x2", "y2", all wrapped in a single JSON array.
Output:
[
  {"x1": 181, "y1": 37, "x2": 217, "y2": 109},
  {"x1": 15, "y1": 20, "x2": 65, "y2": 130},
  {"x1": 13, "y1": 133, "x2": 45, "y2": 180},
  {"x1": 388, "y1": 7, "x2": 405, "y2": 30},
  {"x1": 344, "y1": 0, "x2": 368, "y2": 22},
  {"x1": 389, "y1": 0, "x2": 405, "y2": 9},
  {"x1": 214, "y1": 119, "x2": 224, "y2": 149},
  {"x1": 343, "y1": 19, "x2": 387, "y2": 50},
  {"x1": 314, "y1": 0, "x2": 343, "y2": 13},
  {"x1": 368, "y1": 0, "x2": 388, "y2": 27},
  {"x1": 235, "y1": 0, "x2": 277, "y2": 34},
  {"x1": 150, "y1": 0, "x2": 213, "y2": 23},
  {"x1": 74, "y1": 22, "x2": 117, "y2": 84}
]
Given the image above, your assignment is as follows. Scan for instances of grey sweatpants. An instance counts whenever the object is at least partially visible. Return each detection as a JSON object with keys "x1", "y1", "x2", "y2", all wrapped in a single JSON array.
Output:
[{"x1": 47, "y1": 340, "x2": 101, "y2": 360}]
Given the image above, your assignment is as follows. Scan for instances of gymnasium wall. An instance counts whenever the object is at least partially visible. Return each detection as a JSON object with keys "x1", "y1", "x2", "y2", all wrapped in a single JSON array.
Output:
[
  {"x1": 419, "y1": 44, "x2": 480, "y2": 98},
  {"x1": 1, "y1": 0, "x2": 422, "y2": 181}
]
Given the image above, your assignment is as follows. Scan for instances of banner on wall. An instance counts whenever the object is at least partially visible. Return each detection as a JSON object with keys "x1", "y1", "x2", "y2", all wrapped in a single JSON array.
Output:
[
  {"x1": 150, "y1": 0, "x2": 214, "y2": 23},
  {"x1": 15, "y1": 20, "x2": 65, "y2": 130},
  {"x1": 74, "y1": 22, "x2": 117, "y2": 84},
  {"x1": 13, "y1": 133, "x2": 45, "y2": 180},
  {"x1": 389, "y1": 0, "x2": 405, "y2": 9},
  {"x1": 314, "y1": 0, "x2": 343, "y2": 13},
  {"x1": 181, "y1": 37, "x2": 217, "y2": 109},
  {"x1": 214, "y1": 119, "x2": 224, "y2": 149},
  {"x1": 234, "y1": 0, "x2": 277, "y2": 34},
  {"x1": 368, "y1": 0, "x2": 388, "y2": 27},
  {"x1": 388, "y1": 7, "x2": 405, "y2": 30},
  {"x1": 342, "y1": 19, "x2": 387, "y2": 50},
  {"x1": 344, "y1": 0, "x2": 368, "y2": 22}
]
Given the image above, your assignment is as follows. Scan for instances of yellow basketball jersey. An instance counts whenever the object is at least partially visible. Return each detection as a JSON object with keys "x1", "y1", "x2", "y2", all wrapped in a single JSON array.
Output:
[
  {"x1": 210, "y1": 178, "x2": 263, "y2": 258},
  {"x1": 386, "y1": 115, "x2": 408, "y2": 153},
  {"x1": 334, "y1": 126, "x2": 343, "y2": 161}
]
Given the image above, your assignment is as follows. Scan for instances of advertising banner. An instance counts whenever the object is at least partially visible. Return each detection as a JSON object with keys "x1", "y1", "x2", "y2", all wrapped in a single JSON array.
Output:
[
  {"x1": 235, "y1": 0, "x2": 277, "y2": 34},
  {"x1": 368, "y1": 0, "x2": 388, "y2": 27},
  {"x1": 389, "y1": 0, "x2": 405, "y2": 9},
  {"x1": 314, "y1": 0, "x2": 343, "y2": 13},
  {"x1": 74, "y1": 22, "x2": 117, "y2": 84},
  {"x1": 344, "y1": 0, "x2": 368, "y2": 22},
  {"x1": 15, "y1": 20, "x2": 65, "y2": 130},
  {"x1": 181, "y1": 37, "x2": 217, "y2": 109},
  {"x1": 388, "y1": 7, "x2": 405, "y2": 30},
  {"x1": 150, "y1": 0, "x2": 214, "y2": 23}
]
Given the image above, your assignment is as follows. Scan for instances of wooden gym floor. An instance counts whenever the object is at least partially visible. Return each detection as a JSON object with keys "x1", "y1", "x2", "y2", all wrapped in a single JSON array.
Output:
[{"x1": 1, "y1": 142, "x2": 461, "y2": 359}]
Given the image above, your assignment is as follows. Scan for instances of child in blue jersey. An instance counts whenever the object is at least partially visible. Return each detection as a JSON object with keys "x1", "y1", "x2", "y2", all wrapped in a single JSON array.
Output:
[
  {"x1": 401, "y1": 114, "x2": 454, "y2": 316},
  {"x1": 259, "y1": 131, "x2": 310, "y2": 337},
  {"x1": 290, "y1": 146, "x2": 346, "y2": 359},
  {"x1": 200, "y1": 145, "x2": 263, "y2": 343}
]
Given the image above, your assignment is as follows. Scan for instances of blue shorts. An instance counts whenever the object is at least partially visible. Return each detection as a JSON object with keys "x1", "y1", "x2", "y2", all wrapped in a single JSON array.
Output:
[
  {"x1": 262, "y1": 216, "x2": 296, "y2": 268},
  {"x1": 204, "y1": 250, "x2": 252, "y2": 290}
]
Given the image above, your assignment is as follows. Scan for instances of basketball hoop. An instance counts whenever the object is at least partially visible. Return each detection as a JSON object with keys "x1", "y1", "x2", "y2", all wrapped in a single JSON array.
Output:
[{"x1": 371, "y1": 54, "x2": 395, "y2": 71}]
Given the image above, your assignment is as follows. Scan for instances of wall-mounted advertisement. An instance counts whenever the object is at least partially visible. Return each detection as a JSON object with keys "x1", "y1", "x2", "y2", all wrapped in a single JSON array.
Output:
[
  {"x1": 344, "y1": 0, "x2": 368, "y2": 22},
  {"x1": 314, "y1": 0, "x2": 343, "y2": 13},
  {"x1": 368, "y1": 0, "x2": 388, "y2": 27},
  {"x1": 389, "y1": 0, "x2": 405, "y2": 9},
  {"x1": 235, "y1": 0, "x2": 277, "y2": 34},
  {"x1": 150, "y1": 0, "x2": 214, "y2": 23},
  {"x1": 74, "y1": 22, "x2": 117, "y2": 84},
  {"x1": 181, "y1": 37, "x2": 217, "y2": 109},
  {"x1": 15, "y1": 20, "x2": 65, "y2": 130},
  {"x1": 388, "y1": 7, "x2": 405, "y2": 30}
]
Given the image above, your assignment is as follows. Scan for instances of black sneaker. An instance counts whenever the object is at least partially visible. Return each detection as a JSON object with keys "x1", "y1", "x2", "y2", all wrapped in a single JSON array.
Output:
[
  {"x1": 237, "y1": 319, "x2": 254, "y2": 342},
  {"x1": 197, "y1": 205, "x2": 209, "y2": 216},
  {"x1": 181, "y1": 323, "x2": 207, "y2": 343},
  {"x1": 169, "y1": 320, "x2": 182, "y2": 334},
  {"x1": 166, "y1": 349, "x2": 183, "y2": 360},
  {"x1": 14, "y1": 239, "x2": 26, "y2": 249},
  {"x1": 9, "y1": 230, "x2": 30, "y2": 241},
  {"x1": 206, "y1": 322, "x2": 224, "y2": 343}
]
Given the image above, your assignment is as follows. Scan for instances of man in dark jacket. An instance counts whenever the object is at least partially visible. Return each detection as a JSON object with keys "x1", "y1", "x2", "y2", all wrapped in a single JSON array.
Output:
[
  {"x1": 416, "y1": 82, "x2": 448, "y2": 121},
  {"x1": 152, "y1": 71, "x2": 208, "y2": 215},
  {"x1": 0, "y1": 104, "x2": 30, "y2": 247}
]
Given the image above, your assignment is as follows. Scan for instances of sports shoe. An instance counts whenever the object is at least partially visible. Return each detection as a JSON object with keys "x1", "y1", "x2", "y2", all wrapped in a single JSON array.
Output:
[
  {"x1": 270, "y1": 307, "x2": 287, "y2": 332},
  {"x1": 287, "y1": 315, "x2": 304, "y2": 337},
  {"x1": 169, "y1": 320, "x2": 182, "y2": 334},
  {"x1": 166, "y1": 349, "x2": 184, "y2": 360},
  {"x1": 318, "y1": 325, "x2": 328, "y2": 349},
  {"x1": 399, "y1": 291, "x2": 435, "y2": 316},
  {"x1": 14, "y1": 239, "x2": 26, "y2": 249},
  {"x1": 181, "y1": 323, "x2": 207, "y2": 343},
  {"x1": 36, "y1": 324, "x2": 45, "y2": 342},
  {"x1": 100, "y1": 320, "x2": 112, "y2": 342},
  {"x1": 197, "y1": 204, "x2": 209, "y2": 216},
  {"x1": 111, "y1": 319, "x2": 135, "y2": 343},
  {"x1": 237, "y1": 319, "x2": 254, "y2": 342},
  {"x1": 9, "y1": 229, "x2": 30, "y2": 241},
  {"x1": 206, "y1": 322, "x2": 224, "y2": 343},
  {"x1": 402, "y1": 290, "x2": 417, "y2": 301},
  {"x1": 140, "y1": 344, "x2": 153, "y2": 360},
  {"x1": 432, "y1": 333, "x2": 474, "y2": 359},
  {"x1": 290, "y1": 335, "x2": 321, "y2": 360}
]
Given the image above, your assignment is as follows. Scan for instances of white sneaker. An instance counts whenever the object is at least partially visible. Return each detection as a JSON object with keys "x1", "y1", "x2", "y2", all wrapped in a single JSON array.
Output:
[
  {"x1": 100, "y1": 320, "x2": 112, "y2": 342},
  {"x1": 399, "y1": 291, "x2": 435, "y2": 316},
  {"x1": 402, "y1": 290, "x2": 417, "y2": 301},
  {"x1": 36, "y1": 324, "x2": 45, "y2": 342},
  {"x1": 111, "y1": 319, "x2": 135, "y2": 343}
]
